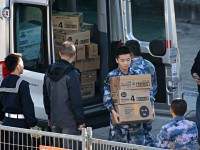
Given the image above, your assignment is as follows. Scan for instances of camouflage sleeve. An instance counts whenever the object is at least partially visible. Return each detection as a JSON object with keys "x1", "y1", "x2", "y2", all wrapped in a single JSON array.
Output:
[
  {"x1": 150, "y1": 65, "x2": 157, "y2": 99},
  {"x1": 156, "y1": 126, "x2": 171, "y2": 149},
  {"x1": 103, "y1": 75, "x2": 114, "y2": 112}
]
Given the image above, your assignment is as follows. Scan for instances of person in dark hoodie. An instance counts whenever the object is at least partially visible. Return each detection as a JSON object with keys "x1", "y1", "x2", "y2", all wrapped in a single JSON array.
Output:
[
  {"x1": 191, "y1": 50, "x2": 200, "y2": 144},
  {"x1": 43, "y1": 41, "x2": 85, "y2": 148}
]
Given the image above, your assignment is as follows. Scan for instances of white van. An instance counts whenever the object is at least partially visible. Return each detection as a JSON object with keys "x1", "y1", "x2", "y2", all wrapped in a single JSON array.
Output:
[{"x1": 0, "y1": 0, "x2": 182, "y2": 128}]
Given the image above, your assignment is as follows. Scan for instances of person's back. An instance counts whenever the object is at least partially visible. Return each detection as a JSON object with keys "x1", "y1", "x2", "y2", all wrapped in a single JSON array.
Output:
[
  {"x1": 125, "y1": 40, "x2": 157, "y2": 146},
  {"x1": 156, "y1": 99, "x2": 198, "y2": 149},
  {"x1": 44, "y1": 60, "x2": 81, "y2": 127},
  {"x1": 43, "y1": 41, "x2": 85, "y2": 149},
  {"x1": 0, "y1": 53, "x2": 37, "y2": 150},
  {"x1": 0, "y1": 53, "x2": 37, "y2": 128}
]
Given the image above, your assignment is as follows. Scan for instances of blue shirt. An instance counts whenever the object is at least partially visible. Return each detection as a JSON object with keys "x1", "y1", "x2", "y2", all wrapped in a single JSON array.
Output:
[
  {"x1": 156, "y1": 116, "x2": 198, "y2": 149},
  {"x1": 130, "y1": 56, "x2": 157, "y2": 101}
]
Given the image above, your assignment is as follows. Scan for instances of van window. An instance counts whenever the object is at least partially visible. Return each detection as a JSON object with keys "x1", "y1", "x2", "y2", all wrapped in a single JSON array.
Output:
[
  {"x1": 14, "y1": 4, "x2": 48, "y2": 73},
  {"x1": 130, "y1": 0, "x2": 166, "y2": 42}
]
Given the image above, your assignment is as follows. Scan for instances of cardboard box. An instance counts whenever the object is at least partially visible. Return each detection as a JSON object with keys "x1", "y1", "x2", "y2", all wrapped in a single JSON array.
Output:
[
  {"x1": 114, "y1": 101, "x2": 154, "y2": 124},
  {"x1": 52, "y1": 12, "x2": 83, "y2": 30},
  {"x1": 54, "y1": 45, "x2": 60, "y2": 61},
  {"x1": 76, "y1": 45, "x2": 85, "y2": 60},
  {"x1": 74, "y1": 60, "x2": 84, "y2": 72},
  {"x1": 19, "y1": 44, "x2": 40, "y2": 60},
  {"x1": 81, "y1": 82, "x2": 95, "y2": 99},
  {"x1": 85, "y1": 43, "x2": 98, "y2": 58},
  {"x1": 81, "y1": 70, "x2": 96, "y2": 84},
  {"x1": 112, "y1": 89, "x2": 150, "y2": 105},
  {"x1": 83, "y1": 56, "x2": 100, "y2": 71},
  {"x1": 19, "y1": 22, "x2": 41, "y2": 47},
  {"x1": 110, "y1": 74, "x2": 152, "y2": 91},
  {"x1": 54, "y1": 30, "x2": 90, "y2": 46},
  {"x1": 82, "y1": 22, "x2": 94, "y2": 38}
]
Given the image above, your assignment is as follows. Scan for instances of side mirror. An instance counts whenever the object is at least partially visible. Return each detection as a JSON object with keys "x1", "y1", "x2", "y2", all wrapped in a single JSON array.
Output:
[{"x1": 149, "y1": 40, "x2": 166, "y2": 56}]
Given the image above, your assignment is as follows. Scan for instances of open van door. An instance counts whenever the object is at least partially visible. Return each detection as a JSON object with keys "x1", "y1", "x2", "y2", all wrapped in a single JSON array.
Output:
[
  {"x1": 9, "y1": 0, "x2": 54, "y2": 125},
  {"x1": 120, "y1": 0, "x2": 183, "y2": 111}
]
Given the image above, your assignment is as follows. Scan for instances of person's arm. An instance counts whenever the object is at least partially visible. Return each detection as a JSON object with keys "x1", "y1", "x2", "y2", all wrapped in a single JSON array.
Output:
[
  {"x1": 67, "y1": 71, "x2": 85, "y2": 127},
  {"x1": 43, "y1": 76, "x2": 51, "y2": 120},
  {"x1": 0, "y1": 93, "x2": 4, "y2": 122},
  {"x1": 103, "y1": 75, "x2": 120, "y2": 124},
  {"x1": 20, "y1": 81, "x2": 37, "y2": 127},
  {"x1": 151, "y1": 65, "x2": 157, "y2": 98},
  {"x1": 156, "y1": 126, "x2": 171, "y2": 149},
  {"x1": 191, "y1": 50, "x2": 200, "y2": 78}
]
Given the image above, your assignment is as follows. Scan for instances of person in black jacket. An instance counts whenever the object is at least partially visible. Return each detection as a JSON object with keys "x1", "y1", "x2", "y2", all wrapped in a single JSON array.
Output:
[
  {"x1": 43, "y1": 41, "x2": 85, "y2": 149},
  {"x1": 191, "y1": 50, "x2": 200, "y2": 144},
  {"x1": 0, "y1": 53, "x2": 38, "y2": 149}
]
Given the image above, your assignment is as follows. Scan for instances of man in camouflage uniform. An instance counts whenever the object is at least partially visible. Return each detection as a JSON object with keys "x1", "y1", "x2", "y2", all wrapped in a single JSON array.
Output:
[
  {"x1": 156, "y1": 99, "x2": 198, "y2": 149},
  {"x1": 125, "y1": 40, "x2": 157, "y2": 146},
  {"x1": 103, "y1": 46, "x2": 145, "y2": 145}
]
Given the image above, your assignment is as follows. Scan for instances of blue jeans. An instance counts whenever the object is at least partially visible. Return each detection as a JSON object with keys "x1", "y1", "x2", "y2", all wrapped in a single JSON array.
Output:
[{"x1": 196, "y1": 94, "x2": 200, "y2": 144}]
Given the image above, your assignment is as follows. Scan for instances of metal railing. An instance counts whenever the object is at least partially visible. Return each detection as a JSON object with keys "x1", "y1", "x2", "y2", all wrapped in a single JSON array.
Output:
[{"x1": 0, "y1": 125, "x2": 164, "y2": 150}]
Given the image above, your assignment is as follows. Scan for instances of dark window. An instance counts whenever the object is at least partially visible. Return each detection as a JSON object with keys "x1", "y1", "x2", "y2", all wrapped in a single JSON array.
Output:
[{"x1": 130, "y1": 0, "x2": 166, "y2": 41}]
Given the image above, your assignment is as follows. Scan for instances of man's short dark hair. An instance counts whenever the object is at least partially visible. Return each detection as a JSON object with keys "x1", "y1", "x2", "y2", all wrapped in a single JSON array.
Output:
[
  {"x1": 170, "y1": 99, "x2": 187, "y2": 116},
  {"x1": 5, "y1": 53, "x2": 22, "y2": 72},
  {"x1": 125, "y1": 40, "x2": 141, "y2": 56},
  {"x1": 115, "y1": 46, "x2": 130, "y2": 58}
]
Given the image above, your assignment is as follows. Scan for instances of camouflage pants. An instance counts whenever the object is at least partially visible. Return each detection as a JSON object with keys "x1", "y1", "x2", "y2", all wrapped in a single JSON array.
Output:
[
  {"x1": 108, "y1": 121, "x2": 145, "y2": 145},
  {"x1": 143, "y1": 121, "x2": 155, "y2": 146}
]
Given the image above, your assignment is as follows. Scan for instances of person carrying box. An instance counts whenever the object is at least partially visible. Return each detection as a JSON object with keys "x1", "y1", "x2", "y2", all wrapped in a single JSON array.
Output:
[{"x1": 103, "y1": 46, "x2": 146, "y2": 145}]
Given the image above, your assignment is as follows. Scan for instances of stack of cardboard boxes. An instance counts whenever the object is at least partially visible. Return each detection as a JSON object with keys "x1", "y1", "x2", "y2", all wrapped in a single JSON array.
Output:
[
  {"x1": 110, "y1": 74, "x2": 155, "y2": 124},
  {"x1": 52, "y1": 12, "x2": 100, "y2": 99}
]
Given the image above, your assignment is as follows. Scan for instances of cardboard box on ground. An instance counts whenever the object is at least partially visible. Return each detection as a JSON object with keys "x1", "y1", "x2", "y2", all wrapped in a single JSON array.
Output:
[
  {"x1": 110, "y1": 74, "x2": 155, "y2": 124},
  {"x1": 52, "y1": 12, "x2": 83, "y2": 31},
  {"x1": 18, "y1": 21, "x2": 41, "y2": 60}
]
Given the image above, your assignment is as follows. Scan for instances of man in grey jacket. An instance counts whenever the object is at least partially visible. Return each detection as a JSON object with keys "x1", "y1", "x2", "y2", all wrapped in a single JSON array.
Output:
[{"x1": 43, "y1": 41, "x2": 85, "y2": 148}]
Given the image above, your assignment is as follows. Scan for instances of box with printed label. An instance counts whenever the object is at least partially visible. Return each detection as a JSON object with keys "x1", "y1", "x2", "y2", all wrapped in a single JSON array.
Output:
[
  {"x1": 111, "y1": 89, "x2": 150, "y2": 105},
  {"x1": 19, "y1": 44, "x2": 40, "y2": 60},
  {"x1": 83, "y1": 56, "x2": 100, "y2": 71},
  {"x1": 110, "y1": 74, "x2": 151, "y2": 91},
  {"x1": 81, "y1": 70, "x2": 96, "y2": 84},
  {"x1": 81, "y1": 82, "x2": 95, "y2": 98},
  {"x1": 73, "y1": 60, "x2": 84, "y2": 72},
  {"x1": 113, "y1": 101, "x2": 154, "y2": 124},
  {"x1": 52, "y1": 12, "x2": 83, "y2": 31},
  {"x1": 19, "y1": 22, "x2": 41, "y2": 47},
  {"x1": 54, "y1": 30, "x2": 90, "y2": 46},
  {"x1": 76, "y1": 45, "x2": 85, "y2": 60},
  {"x1": 85, "y1": 43, "x2": 98, "y2": 58}
]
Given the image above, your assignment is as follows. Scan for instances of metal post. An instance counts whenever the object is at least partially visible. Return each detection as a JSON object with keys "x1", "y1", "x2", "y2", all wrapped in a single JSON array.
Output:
[
  {"x1": 87, "y1": 127, "x2": 92, "y2": 150},
  {"x1": 81, "y1": 128, "x2": 87, "y2": 150}
]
